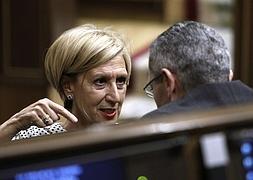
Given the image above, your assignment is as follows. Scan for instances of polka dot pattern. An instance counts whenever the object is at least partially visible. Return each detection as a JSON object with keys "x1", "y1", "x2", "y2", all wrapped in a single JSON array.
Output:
[{"x1": 12, "y1": 123, "x2": 66, "y2": 140}]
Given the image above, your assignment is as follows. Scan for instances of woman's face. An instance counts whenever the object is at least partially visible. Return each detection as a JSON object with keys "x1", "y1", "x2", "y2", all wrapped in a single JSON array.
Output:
[{"x1": 71, "y1": 55, "x2": 128, "y2": 125}]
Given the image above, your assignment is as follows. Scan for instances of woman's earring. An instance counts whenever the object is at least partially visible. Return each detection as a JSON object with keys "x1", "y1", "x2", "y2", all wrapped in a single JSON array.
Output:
[
  {"x1": 67, "y1": 94, "x2": 73, "y2": 100},
  {"x1": 64, "y1": 94, "x2": 73, "y2": 111}
]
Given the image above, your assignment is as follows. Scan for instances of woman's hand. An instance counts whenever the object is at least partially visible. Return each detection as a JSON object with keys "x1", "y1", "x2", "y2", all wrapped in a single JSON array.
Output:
[{"x1": 0, "y1": 98, "x2": 78, "y2": 142}]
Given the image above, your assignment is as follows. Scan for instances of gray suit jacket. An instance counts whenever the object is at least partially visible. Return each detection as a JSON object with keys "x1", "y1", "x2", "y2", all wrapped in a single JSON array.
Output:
[{"x1": 142, "y1": 81, "x2": 253, "y2": 119}]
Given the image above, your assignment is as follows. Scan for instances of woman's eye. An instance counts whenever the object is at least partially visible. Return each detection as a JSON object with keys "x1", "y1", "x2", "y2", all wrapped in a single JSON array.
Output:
[
  {"x1": 116, "y1": 77, "x2": 127, "y2": 88},
  {"x1": 94, "y1": 78, "x2": 106, "y2": 87}
]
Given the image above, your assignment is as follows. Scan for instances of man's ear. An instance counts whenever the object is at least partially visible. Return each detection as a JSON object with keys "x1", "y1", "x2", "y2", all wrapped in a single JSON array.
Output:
[
  {"x1": 229, "y1": 69, "x2": 233, "y2": 81},
  {"x1": 61, "y1": 75, "x2": 75, "y2": 97},
  {"x1": 161, "y1": 68, "x2": 176, "y2": 96}
]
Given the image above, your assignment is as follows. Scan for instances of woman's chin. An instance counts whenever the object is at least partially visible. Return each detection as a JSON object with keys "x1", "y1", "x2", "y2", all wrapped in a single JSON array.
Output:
[{"x1": 98, "y1": 116, "x2": 118, "y2": 125}]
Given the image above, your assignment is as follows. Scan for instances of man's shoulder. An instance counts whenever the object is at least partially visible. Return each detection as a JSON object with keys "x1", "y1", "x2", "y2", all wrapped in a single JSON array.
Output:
[
  {"x1": 142, "y1": 81, "x2": 253, "y2": 120},
  {"x1": 141, "y1": 100, "x2": 188, "y2": 119}
]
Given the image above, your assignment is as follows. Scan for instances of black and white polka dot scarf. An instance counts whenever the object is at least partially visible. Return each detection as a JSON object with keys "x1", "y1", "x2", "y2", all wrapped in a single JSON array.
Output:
[{"x1": 12, "y1": 123, "x2": 66, "y2": 140}]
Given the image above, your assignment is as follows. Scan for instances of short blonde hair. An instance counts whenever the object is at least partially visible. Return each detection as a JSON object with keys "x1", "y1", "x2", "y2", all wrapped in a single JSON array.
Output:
[{"x1": 44, "y1": 24, "x2": 131, "y2": 99}]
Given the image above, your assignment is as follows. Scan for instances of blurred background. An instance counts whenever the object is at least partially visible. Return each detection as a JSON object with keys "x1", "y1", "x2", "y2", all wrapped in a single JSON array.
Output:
[{"x1": 0, "y1": 0, "x2": 252, "y2": 122}]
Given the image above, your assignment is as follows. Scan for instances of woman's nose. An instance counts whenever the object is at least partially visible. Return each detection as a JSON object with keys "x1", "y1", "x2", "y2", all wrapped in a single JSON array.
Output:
[{"x1": 105, "y1": 84, "x2": 120, "y2": 103}]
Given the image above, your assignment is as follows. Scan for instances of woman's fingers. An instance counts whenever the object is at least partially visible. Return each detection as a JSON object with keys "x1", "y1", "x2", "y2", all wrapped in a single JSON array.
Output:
[
  {"x1": 10, "y1": 98, "x2": 78, "y2": 132},
  {"x1": 35, "y1": 98, "x2": 60, "y2": 121},
  {"x1": 28, "y1": 111, "x2": 46, "y2": 127},
  {"x1": 32, "y1": 98, "x2": 78, "y2": 123},
  {"x1": 13, "y1": 110, "x2": 45, "y2": 129},
  {"x1": 41, "y1": 114, "x2": 53, "y2": 125},
  {"x1": 47, "y1": 101, "x2": 78, "y2": 123},
  {"x1": 2, "y1": 98, "x2": 77, "y2": 140}
]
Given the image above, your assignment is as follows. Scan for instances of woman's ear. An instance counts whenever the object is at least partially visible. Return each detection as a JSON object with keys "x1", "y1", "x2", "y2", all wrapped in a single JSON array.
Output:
[{"x1": 61, "y1": 75, "x2": 74, "y2": 97}]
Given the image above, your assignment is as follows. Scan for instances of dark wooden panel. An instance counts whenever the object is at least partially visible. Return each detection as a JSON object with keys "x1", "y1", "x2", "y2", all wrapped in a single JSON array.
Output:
[
  {"x1": 10, "y1": 0, "x2": 40, "y2": 68},
  {"x1": 0, "y1": 0, "x2": 76, "y2": 122},
  {"x1": 77, "y1": 0, "x2": 163, "y2": 21},
  {"x1": 234, "y1": 0, "x2": 253, "y2": 87},
  {"x1": 1, "y1": 0, "x2": 50, "y2": 83}
]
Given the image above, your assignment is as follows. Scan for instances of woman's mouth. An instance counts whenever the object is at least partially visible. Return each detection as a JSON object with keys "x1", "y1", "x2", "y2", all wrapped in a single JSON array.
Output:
[{"x1": 99, "y1": 108, "x2": 117, "y2": 120}]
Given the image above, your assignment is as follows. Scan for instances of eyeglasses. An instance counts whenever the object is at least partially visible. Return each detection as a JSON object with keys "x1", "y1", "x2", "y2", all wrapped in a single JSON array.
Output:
[{"x1": 143, "y1": 74, "x2": 162, "y2": 98}]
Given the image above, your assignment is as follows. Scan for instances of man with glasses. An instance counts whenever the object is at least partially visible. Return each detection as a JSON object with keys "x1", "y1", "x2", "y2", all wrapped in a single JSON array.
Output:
[{"x1": 142, "y1": 21, "x2": 253, "y2": 119}]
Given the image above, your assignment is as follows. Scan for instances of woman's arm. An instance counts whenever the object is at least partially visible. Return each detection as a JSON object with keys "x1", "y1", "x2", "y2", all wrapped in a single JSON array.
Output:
[{"x1": 0, "y1": 98, "x2": 78, "y2": 142}]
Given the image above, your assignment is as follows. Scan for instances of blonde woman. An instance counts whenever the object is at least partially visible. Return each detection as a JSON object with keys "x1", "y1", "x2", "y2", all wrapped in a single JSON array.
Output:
[{"x1": 0, "y1": 24, "x2": 131, "y2": 141}]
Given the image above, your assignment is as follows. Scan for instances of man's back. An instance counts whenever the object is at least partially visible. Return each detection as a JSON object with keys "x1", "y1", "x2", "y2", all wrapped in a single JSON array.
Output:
[{"x1": 143, "y1": 81, "x2": 253, "y2": 119}]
